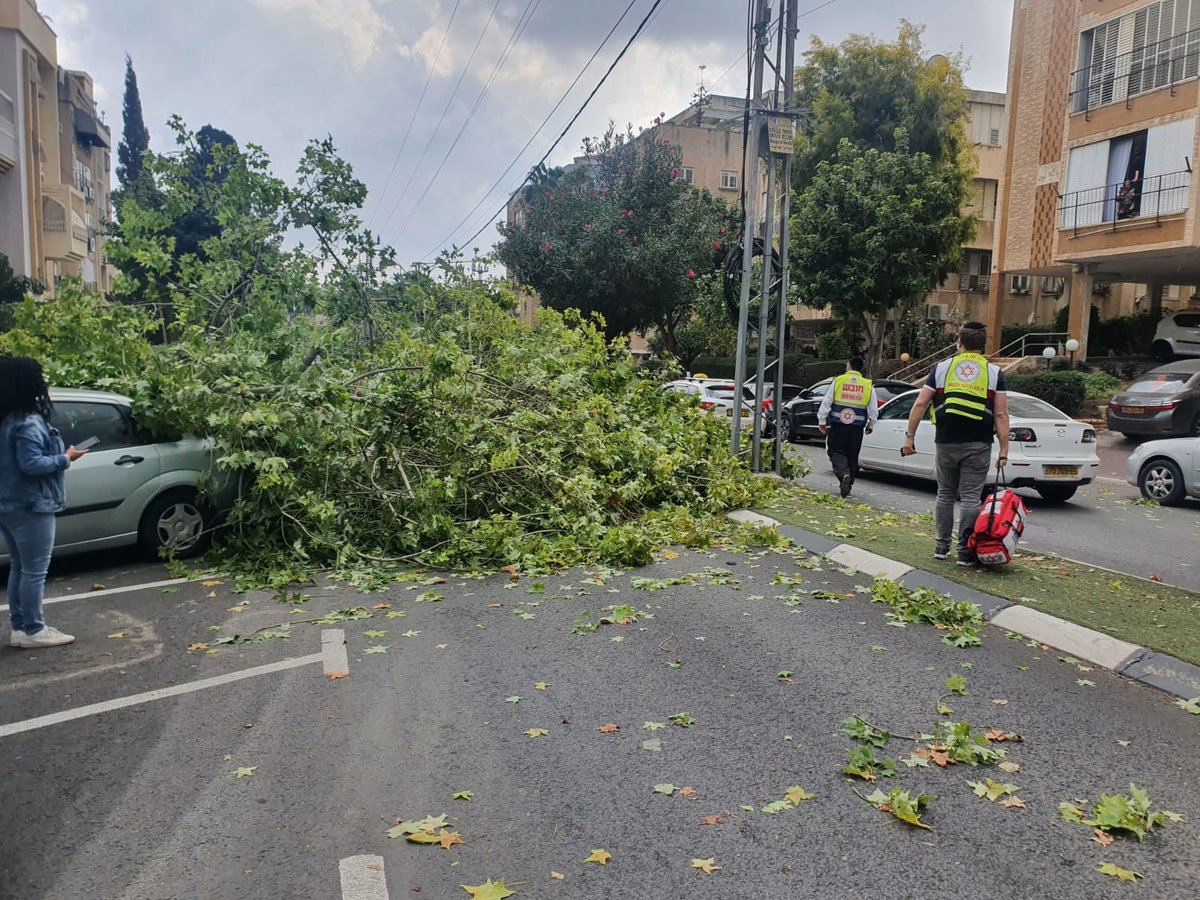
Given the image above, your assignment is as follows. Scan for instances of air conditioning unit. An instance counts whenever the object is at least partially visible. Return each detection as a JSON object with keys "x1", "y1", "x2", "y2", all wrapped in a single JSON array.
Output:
[
  {"x1": 925, "y1": 303, "x2": 949, "y2": 321},
  {"x1": 1010, "y1": 275, "x2": 1031, "y2": 295}
]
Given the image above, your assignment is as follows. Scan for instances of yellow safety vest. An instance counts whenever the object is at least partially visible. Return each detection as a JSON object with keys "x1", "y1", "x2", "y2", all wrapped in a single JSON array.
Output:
[
  {"x1": 829, "y1": 371, "x2": 873, "y2": 428},
  {"x1": 939, "y1": 353, "x2": 992, "y2": 423}
]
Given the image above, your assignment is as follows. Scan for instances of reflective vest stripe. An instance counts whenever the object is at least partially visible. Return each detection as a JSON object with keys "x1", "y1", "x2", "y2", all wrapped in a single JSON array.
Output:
[
  {"x1": 829, "y1": 372, "x2": 872, "y2": 428},
  {"x1": 936, "y1": 353, "x2": 993, "y2": 424}
]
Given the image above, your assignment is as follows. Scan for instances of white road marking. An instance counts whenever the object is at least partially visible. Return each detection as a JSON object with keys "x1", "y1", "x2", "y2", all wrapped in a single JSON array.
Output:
[
  {"x1": 0, "y1": 652, "x2": 322, "y2": 739},
  {"x1": 340, "y1": 855, "x2": 390, "y2": 900},
  {"x1": 0, "y1": 576, "x2": 200, "y2": 614},
  {"x1": 322, "y1": 628, "x2": 350, "y2": 675}
]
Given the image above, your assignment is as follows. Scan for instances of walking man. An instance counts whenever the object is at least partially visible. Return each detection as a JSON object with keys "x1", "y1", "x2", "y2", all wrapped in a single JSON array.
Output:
[
  {"x1": 900, "y1": 322, "x2": 1010, "y2": 566},
  {"x1": 818, "y1": 357, "x2": 878, "y2": 498}
]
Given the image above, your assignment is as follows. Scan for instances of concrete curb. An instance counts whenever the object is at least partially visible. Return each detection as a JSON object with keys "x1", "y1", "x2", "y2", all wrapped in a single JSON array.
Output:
[{"x1": 729, "y1": 509, "x2": 1200, "y2": 701}]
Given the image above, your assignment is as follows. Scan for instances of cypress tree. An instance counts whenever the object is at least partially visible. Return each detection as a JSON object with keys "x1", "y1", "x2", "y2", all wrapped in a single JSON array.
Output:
[{"x1": 115, "y1": 55, "x2": 150, "y2": 188}]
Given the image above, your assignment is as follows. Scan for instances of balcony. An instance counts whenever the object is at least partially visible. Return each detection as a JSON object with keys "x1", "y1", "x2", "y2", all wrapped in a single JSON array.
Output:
[
  {"x1": 958, "y1": 273, "x2": 991, "y2": 293},
  {"x1": 1058, "y1": 169, "x2": 1191, "y2": 235},
  {"x1": 0, "y1": 90, "x2": 16, "y2": 175},
  {"x1": 1070, "y1": 28, "x2": 1200, "y2": 117},
  {"x1": 42, "y1": 184, "x2": 88, "y2": 261}
]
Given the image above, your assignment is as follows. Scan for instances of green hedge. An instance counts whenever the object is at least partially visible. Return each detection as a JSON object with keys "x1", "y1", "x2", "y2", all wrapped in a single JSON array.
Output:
[
  {"x1": 689, "y1": 355, "x2": 847, "y2": 387},
  {"x1": 1005, "y1": 371, "x2": 1089, "y2": 417}
]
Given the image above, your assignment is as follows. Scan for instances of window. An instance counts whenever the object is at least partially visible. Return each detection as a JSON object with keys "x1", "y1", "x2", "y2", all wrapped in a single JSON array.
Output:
[
  {"x1": 879, "y1": 394, "x2": 916, "y2": 420},
  {"x1": 720, "y1": 170, "x2": 739, "y2": 190},
  {"x1": 989, "y1": 128, "x2": 1001, "y2": 146},
  {"x1": 51, "y1": 402, "x2": 135, "y2": 449},
  {"x1": 677, "y1": 167, "x2": 694, "y2": 185},
  {"x1": 1006, "y1": 396, "x2": 1069, "y2": 419}
]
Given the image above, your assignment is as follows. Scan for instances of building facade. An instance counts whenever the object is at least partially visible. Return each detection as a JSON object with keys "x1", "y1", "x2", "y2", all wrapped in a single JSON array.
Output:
[
  {"x1": 0, "y1": 0, "x2": 110, "y2": 296},
  {"x1": 987, "y1": 0, "x2": 1200, "y2": 359}
]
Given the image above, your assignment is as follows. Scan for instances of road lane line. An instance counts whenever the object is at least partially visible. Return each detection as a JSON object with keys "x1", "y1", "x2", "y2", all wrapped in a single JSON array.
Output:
[
  {"x1": 322, "y1": 628, "x2": 350, "y2": 675},
  {"x1": 340, "y1": 855, "x2": 390, "y2": 900},
  {"x1": 0, "y1": 576, "x2": 202, "y2": 613},
  {"x1": 0, "y1": 652, "x2": 322, "y2": 739}
]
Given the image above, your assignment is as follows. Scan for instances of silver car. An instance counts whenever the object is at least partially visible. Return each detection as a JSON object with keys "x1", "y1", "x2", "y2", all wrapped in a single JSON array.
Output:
[
  {"x1": 1126, "y1": 436, "x2": 1200, "y2": 506},
  {"x1": 1, "y1": 388, "x2": 230, "y2": 563}
]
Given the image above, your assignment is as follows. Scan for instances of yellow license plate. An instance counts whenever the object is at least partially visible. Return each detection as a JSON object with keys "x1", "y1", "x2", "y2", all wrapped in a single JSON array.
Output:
[
  {"x1": 1122, "y1": 406, "x2": 1144, "y2": 414},
  {"x1": 727, "y1": 408, "x2": 749, "y2": 417},
  {"x1": 1045, "y1": 465, "x2": 1080, "y2": 477}
]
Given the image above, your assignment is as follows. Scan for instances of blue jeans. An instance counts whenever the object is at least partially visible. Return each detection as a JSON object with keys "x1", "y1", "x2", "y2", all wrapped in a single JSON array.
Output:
[{"x1": 0, "y1": 511, "x2": 56, "y2": 635}]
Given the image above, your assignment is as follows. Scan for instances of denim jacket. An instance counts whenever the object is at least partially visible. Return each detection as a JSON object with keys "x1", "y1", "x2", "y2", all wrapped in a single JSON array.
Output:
[{"x1": 0, "y1": 413, "x2": 70, "y2": 514}]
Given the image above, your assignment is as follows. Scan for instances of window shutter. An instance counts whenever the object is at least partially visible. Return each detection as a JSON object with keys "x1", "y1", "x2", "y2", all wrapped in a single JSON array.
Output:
[
  {"x1": 1063, "y1": 141, "x2": 1111, "y2": 228},
  {"x1": 1144, "y1": 117, "x2": 1195, "y2": 214}
]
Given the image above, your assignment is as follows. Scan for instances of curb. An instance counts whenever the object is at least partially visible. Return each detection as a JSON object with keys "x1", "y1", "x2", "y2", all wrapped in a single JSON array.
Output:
[{"x1": 728, "y1": 510, "x2": 1200, "y2": 701}]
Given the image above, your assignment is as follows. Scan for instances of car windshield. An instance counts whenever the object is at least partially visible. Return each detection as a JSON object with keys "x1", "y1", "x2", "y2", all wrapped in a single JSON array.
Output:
[
  {"x1": 1128, "y1": 373, "x2": 1191, "y2": 393},
  {"x1": 1006, "y1": 395, "x2": 1069, "y2": 419}
]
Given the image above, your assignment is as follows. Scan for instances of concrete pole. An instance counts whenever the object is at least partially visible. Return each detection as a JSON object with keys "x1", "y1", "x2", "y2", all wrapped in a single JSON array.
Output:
[
  {"x1": 773, "y1": 0, "x2": 798, "y2": 475},
  {"x1": 752, "y1": 157, "x2": 777, "y2": 471},
  {"x1": 1066, "y1": 269, "x2": 1094, "y2": 363},
  {"x1": 1147, "y1": 281, "x2": 1165, "y2": 321}
]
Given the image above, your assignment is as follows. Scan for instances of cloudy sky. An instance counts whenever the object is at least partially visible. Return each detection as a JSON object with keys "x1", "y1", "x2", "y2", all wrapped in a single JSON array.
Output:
[{"x1": 39, "y1": 0, "x2": 1013, "y2": 265}]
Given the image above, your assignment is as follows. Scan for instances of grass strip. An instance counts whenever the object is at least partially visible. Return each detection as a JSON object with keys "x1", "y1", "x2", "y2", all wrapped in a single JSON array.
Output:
[{"x1": 760, "y1": 486, "x2": 1200, "y2": 667}]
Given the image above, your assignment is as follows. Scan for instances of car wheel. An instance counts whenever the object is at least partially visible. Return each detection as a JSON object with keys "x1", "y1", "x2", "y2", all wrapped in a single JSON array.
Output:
[
  {"x1": 1151, "y1": 340, "x2": 1174, "y2": 363},
  {"x1": 1139, "y1": 459, "x2": 1187, "y2": 506},
  {"x1": 781, "y1": 412, "x2": 795, "y2": 442},
  {"x1": 139, "y1": 489, "x2": 212, "y2": 559},
  {"x1": 1035, "y1": 484, "x2": 1078, "y2": 503}
]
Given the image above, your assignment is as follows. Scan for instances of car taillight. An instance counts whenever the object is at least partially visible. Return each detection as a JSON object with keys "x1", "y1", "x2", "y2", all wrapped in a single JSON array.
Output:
[
  {"x1": 762, "y1": 397, "x2": 773, "y2": 412},
  {"x1": 1009, "y1": 427, "x2": 1037, "y2": 442},
  {"x1": 699, "y1": 401, "x2": 715, "y2": 411},
  {"x1": 1082, "y1": 428, "x2": 1097, "y2": 443},
  {"x1": 1108, "y1": 401, "x2": 1121, "y2": 412}
]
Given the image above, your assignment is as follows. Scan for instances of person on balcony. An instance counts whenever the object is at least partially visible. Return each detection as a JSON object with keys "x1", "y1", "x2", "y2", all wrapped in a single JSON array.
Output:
[{"x1": 1117, "y1": 170, "x2": 1141, "y2": 220}]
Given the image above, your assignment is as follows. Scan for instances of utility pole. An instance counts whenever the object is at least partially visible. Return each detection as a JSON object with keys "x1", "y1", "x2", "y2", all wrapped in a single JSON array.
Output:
[{"x1": 731, "y1": 1, "x2": 800, "y2": 476}]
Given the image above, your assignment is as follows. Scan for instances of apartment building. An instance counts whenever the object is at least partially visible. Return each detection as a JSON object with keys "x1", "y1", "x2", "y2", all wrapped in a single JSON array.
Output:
[
  {"x1": 987, "y1": 0, "x2": 1200, "y2": 359},
  {"x1": 0, "y1": 0, "x2": 110, "y2": 296}
]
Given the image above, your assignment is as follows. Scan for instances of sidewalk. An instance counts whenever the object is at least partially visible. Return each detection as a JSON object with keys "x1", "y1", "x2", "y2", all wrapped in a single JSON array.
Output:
[{"x1": 731, "y1": 508, "x2": 1200, "y2": 702}]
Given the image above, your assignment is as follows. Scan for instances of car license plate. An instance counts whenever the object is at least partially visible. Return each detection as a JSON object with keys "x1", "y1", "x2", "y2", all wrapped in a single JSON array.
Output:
[
  {"x1": 1121, "y1": 406, "x2": 1144, "y2": 414},
  {"x1": 1044, "y1": 465, "x2": 1080, "y2": 477}
]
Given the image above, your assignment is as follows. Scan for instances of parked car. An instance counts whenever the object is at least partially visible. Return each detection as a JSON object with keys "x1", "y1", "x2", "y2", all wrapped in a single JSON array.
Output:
[
  {"x1": 746, "y1": 382, "x2": 804, "y2": 438},
  {"x1": 663, "y1": 378, "x2": 762, "y2": 432},
  {"x1": 858, "y1": 390, "x2": 1100, "y2": 503},
  {"x1": 780, "y1": 377, "x2": 917, "y2": 442},
  {"x1": 0, "y1": 388, "x2": 233, "y2": 564},
  {"x1": 1151, "y1": 311, "x2": 1200, "y2": 361},
  {"x1": 1126, "y1": 436, "x2": 1200, "y2": 506},
  {"x1": 1106, "y1": 360, "x2": 1200, "y2": 439}
]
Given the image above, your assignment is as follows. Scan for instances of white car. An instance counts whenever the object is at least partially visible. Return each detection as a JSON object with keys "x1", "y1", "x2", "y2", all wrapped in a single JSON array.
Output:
[
  {"x1": 663, "y1": 379, "x2": 764, "y2": 432},
  {"x1": 858, "y1": 390, "x2": 1101, "y2": 503},
  {"x1": 1126, "y1": 436, "x2": 1200, "y2": 506},
  {"x1": 1151, "y1": 311, "x2": 1200, "y2": 362},
  {"x1": 0, "y1": 388, "x2": 233, "y2": 563}
]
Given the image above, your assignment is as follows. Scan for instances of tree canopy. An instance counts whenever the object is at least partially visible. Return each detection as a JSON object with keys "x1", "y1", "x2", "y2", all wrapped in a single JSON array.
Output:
[
  {"x1": 495, "y1": 127, "x2": 738, "y2": 356},
  {"x1": 789, "y1": 134, "x2": 973, "y2": 372},
  {"x1": 115, "y1": 55, "x2": 151, "y2": 191}
]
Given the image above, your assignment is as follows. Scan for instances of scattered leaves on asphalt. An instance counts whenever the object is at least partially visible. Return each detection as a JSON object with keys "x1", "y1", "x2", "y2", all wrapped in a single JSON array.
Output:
[
  {"x1": 505, "y1": 696, "x2": 522, "y2": 704},
  {"x1": 598, "y1": 723, "x2": 619, "y2": 733},
  {"x1": 461, "y1": 878, "x2": 516, "y2": 898},
  {"x1": 998, "y1": 761, "x2": 1021, "y2": 774},
  {"x1": 534, "y1": 682, "x2": 550, "y2": 691},
  {"x1": 968, "y1": 778, "x2": 1019, "y2": 802},
  {"x1": 584, "y1": 849, "x2": 612, "y2": 865},
  {"x1": 363, "y1": 630, "x2": 386, "y2": 638},
  {"x1": 1097, "y1": 862, "x2": 1142, "y2": 883},
  {"x1": 363, "y1": 645, "x2": 388, "y2": 654},
  {"x1": 699, "y1": 814, "x2": 725, "y2": 826},
  {"x1": 863, "y1": 787, "x2": 933, "y2": 830},
  {"x1": 1059, "y1": 786, "x2": 1181, "y2": 840},
  {"x1": 1092, "y1": 829, "x2": 1115, "y2": 847},
  {"x1": 1173, "y1": 697, "x2": 1200, "y2": 715},
  {"x1": 187, "y1": 642, "x2": 209, "y2": 651},
  {"x1": 524, "y1": 728, "x2": 549, "y2": 738},
  {"x1": 1076, "y1": 678, "x2": 1096, "y2": 687},
  {"x1": 653, "y1": 783, "x2": 677, "y2": 796},
  {"x1": 642, "y1": 739, "x2": 662, "y2": 752},
  {"x1": 452, "y1": 790, "x2": 474, "y2": 801},
  {"x1": 644, "y1": 721, "x2": 667, "y2": 731},
  {"x1": 945, "y1": 675, "x2": 968, "y2": 696},
  {"x1": 550, "y1": 871, "x2": 564, "y2": 880},
  {"x1": 999, "y1": 797, "x2": 1026, "y2": 809},
  {"x1": 107, "y1": 632, "x2": 126, "y2": 639},
  {"x1": 691, "y1": 858, "x2": 721, "y2": 875},
  {"x1": 327, "y1": 671, "x2": 349, "y2": 680},
  {"x1": 231, "y1": 766, "x2": 257, "y2": 778},
  {"x1": 785, "y1": 786, "x2": 816, "y2": 804}
]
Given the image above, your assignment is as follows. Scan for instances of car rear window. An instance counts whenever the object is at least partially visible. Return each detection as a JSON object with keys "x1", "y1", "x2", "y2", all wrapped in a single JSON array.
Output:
[
  {"x1": 1173, "y1": 313, "x2": 1200, "y2": 329},
  {"x1": 1006, "y1": 395, "x2": 1069, "y2": 419},
  {"x1": 1129, "y1": 373, "x2": 1192, "y2": 393}
]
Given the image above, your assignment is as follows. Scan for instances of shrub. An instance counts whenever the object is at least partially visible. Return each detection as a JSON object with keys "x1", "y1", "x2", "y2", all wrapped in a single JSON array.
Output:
[
  {"x1": 1005, "y1": 371, "x2": 1089, "y2": 417},
  {"x1": 816, "y1": 329, "x2": 853, "y2": 361}
]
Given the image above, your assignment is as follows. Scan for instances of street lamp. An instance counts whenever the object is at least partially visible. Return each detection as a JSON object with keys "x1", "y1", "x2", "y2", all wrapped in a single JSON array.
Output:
[
  {"x1": 1042, "y1": 346, "x2": 1056, "y2": 370},
  {"x1": 900, "y1": 353, "x2": 911, "y2": 363},
  {"x1": 1065, "y1": 338, "x2": 1080, "y2": 367}
]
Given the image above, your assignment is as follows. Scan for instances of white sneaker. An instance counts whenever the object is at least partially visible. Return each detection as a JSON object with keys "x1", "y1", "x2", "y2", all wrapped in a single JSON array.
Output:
[
  {"x1": 17, "y1": 626, "x2": 75, "y2": 648},
  {"x1": 9, "y1": 630, "x2": 20, "y2": 648}
]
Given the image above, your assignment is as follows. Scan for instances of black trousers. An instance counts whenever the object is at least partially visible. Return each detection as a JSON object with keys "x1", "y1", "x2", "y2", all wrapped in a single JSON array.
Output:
[{"x1": 826, "y1": 424, "x2": 865, "y2": 482}]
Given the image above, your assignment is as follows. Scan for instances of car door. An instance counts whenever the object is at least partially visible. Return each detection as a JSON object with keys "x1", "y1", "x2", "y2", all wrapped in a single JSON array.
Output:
[
  {"x1": 51, "y1": 400, "x2": 162, "y2": 552},
  {"x1": 861, "y1": 393, "x2": 915, "y2": 473},
  {"x1": 791, "y1": 381, "x2": 831, "y2": 435}
]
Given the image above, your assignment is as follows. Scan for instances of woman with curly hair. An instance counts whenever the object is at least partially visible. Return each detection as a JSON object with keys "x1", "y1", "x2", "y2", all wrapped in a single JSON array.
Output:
[{"x1": 0, "y1": 357, "x2": 88, "y2": 648}]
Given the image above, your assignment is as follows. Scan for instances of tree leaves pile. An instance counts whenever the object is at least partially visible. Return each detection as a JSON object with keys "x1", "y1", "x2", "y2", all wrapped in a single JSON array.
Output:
[
  {"x1": 1059, "y1": 786, "x2": 1182, "y2": 842},
  {"x1": 870, "y1": 578, "x2": 983, "y2": 647},
  {"x1": 2, "y1": 287, "x2": 777, "y2": 585}
]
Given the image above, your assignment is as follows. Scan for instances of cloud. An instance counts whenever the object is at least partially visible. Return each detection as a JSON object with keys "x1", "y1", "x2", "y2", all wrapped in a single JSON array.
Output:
[{"x1": 251, "y1": 0, "x2": 395, "y2": 63}]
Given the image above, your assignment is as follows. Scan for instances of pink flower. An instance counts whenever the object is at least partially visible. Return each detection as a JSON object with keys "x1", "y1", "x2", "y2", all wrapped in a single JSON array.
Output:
[
  {"x1": 688, "y1": 270, "x2": 696, "y2": 279},
  {"x1": 671, "y1": 168, "x2": 680, "y2": 178},
  {"x1": 539, "y1": 242, "x2": 553, "y2": 252},
  {"x1": 720, "y1": 226, "x2": 727, "y2": 235},
  {"x1": 712, "y1": 241, "x2": 721, "y2": 251},
  {"x1": 617, "y1": 228, "x2": 624, "y2": 235},
  {"x1": 661, "y1": 139, "x2": 671, "y2": 146}
]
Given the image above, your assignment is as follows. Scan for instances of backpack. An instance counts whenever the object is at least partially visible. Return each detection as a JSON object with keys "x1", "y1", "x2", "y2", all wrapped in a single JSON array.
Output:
[{"x1": 967, "y1": 473, "x2": 1027, "y2": 567}]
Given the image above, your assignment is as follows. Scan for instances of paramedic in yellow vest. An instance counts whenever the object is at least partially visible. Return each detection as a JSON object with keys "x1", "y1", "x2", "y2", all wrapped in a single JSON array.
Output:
[
  {"x1": 901, "y1": 322, "x2": 1010, "y2": 567},
  {"x1": 817, "y1": 357, "x2": 878, "y2": 498}
]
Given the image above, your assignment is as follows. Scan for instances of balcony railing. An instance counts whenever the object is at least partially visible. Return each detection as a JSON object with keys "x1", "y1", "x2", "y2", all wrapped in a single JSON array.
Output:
[
  {"x1": 1059, "y1": 170, "x2": 1191, "y2": 235},
  {"x1": 1070, "y1": 27, "x2": 1200, "y2": 115},
  {"x1": 958, "y1": 273, "x2": 991, "y2": 293}
]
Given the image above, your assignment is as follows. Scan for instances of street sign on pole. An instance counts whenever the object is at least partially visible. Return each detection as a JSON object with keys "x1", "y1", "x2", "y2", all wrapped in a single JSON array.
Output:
[{"x1": 767, "y1": 116, "x2": 795, "y2": 156}]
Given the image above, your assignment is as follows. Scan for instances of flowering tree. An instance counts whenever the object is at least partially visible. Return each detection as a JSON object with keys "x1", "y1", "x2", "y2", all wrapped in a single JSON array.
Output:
[{"x1": 496, "y1": 127, "x2": 737, "y2": 354}]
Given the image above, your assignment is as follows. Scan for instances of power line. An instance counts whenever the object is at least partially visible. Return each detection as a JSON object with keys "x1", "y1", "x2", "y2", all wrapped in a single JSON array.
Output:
[
  {"x1": 374, "y1": 0, "x2": 506, "y2": 237},
  {"x1": 427, "y1": 0, "x2": 667, "y2": 258},
  {"x1": 710, "y1": 0, "x2": 841, "y2": 92},
  {"x1": 366, "y1": 0, "x2": 464, "y2": 229},
  {"x1": 384, "y1": 0, "x2": 547, "y2": 246},
  {"x1": 419, "y1": 0, "x2": 644, "y2": 259}
]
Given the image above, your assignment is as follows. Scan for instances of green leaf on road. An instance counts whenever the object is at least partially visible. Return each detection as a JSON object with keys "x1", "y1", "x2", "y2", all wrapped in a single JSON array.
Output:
[
  {"x1": 1097, "y1": 862, "x2": 1143, "y2": 883},
  {"x1": 643, "y1": 721, "x2": 667, "y2": 731},
  {"x1": 452, "y1": 790, "x2": 474, "y2": 801},
  {"x1": 653, "y1": 783, "x2": 677, "y2": 796},
  {"x1": 504, "y1": 696, "x2": 522, "y2": 704},
  {"x1": 231, "y1": 766, "x2": 257, "y2": 778},
  {"x1": 1173, "y1": 697, "x2": 1200, "y2": 715},
  {"x1": 1076, "y1": 678, "x2": 1095, "y2": 687},
  {"x1": 945, "y1": 675, "x2": 968, "y2": 695},
  {"x1": 864, "y1": 787, "x2": 933, "y2": 830},
  {"x1": 363, "y1": 644, "x2": 388, "y2": 654},
  {"x1": 363, "y1": 630, "x2": 386, "y2": 638},
  {"x1": 968, "y1": 778, "x2": 1019, "y2": 802},
  {"x1": 641, "y1": 739, "x2": 663, "y2": 752}
]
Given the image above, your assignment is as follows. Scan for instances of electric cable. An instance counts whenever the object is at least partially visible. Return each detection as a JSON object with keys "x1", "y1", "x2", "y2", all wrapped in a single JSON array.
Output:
[
  {"x1": 366, "y1": 0, "x2": 463, "y2": 229},
  {"x1": 418, "y1": 0, "x2": 644, "y2": 260}
]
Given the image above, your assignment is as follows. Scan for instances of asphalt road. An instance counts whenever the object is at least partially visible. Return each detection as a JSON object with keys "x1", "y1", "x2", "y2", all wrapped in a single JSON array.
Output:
[
  {"x1": 792, "y1": 431, "x2": 1200, "y2": 592},
  {"x1": 2, "y1": 550, "x2": 1199, "y2": 898}
]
